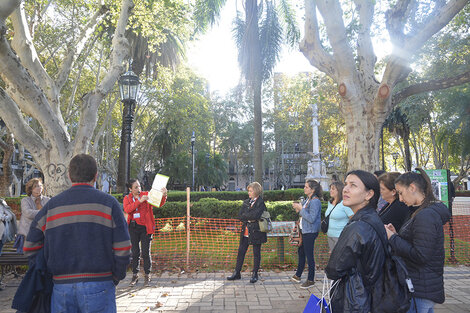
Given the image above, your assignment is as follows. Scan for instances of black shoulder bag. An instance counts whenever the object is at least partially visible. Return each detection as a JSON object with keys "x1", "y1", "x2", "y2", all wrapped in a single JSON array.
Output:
[
  {"x1": 321, "y1": 204, "x2": 337, "y2": 234},
  {"x1": 362, "y1": 219, "x2": 414, "y2": 313}
]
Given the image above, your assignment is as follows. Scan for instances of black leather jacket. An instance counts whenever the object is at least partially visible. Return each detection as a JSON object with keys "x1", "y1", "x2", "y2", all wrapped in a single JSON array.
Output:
[
  {"x1": 238, "y1": 198, "x2": 267, "y2": 245},
  {"x1": 325, "y1": 206, "x2": 387, "y2": 312},
  {"x1": 389, "y1": 202, "x2": 450, "y2": 304}
]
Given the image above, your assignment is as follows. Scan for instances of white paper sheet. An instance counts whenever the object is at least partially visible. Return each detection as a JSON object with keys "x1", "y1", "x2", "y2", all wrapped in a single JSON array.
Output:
[{"x1": 147, "y1": 174, "x2": 169, "y2": 207}]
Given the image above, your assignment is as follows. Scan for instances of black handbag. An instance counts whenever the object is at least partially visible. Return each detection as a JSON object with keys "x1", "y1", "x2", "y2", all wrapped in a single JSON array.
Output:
[
  {"x1": 321, "y1": 204, "x2": 337, "y2": 234},
  {"x1": 362, "y1": 220, "x2": 413, "y2": 313}
]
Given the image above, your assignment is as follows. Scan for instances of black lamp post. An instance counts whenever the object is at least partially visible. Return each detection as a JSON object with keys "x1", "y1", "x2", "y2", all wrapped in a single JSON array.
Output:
[
  {"x1": 191, "y1": 131, "x2": 195, "y2": 191},
  {"x1": 392, "y1": 152, "x2": 399, "y2": 171},
  {"x1": 116, "y1": 67, "x2": 141, "y2": 194}
]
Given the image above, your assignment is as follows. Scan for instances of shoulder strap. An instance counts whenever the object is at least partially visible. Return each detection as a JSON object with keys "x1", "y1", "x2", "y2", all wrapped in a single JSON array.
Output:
[
  {"x1": 326, "y1": 203, "x2": 338, "y2": 218},
  {"x1": 361, "y1": 219, "x2": 391, "y2": 257}
]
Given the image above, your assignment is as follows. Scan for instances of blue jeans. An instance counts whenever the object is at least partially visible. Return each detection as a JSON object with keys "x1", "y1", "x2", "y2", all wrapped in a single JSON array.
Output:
[
  {"x1": 295, "y1": 232, "x2": 318, "y2": 281},
  {"x1": 52, "y1": 280, "x2": 116, "y2": 313},
  {"x1": 407, "y1": 297, "x2": 435, "y2": 313}
]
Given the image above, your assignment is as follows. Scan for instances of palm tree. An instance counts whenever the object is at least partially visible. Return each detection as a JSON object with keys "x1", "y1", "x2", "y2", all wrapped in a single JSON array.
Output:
[
  {"x1": 384, "y1": 107, "x2": 412, "y2": 171},
  {"x1": 233, "y1": 0, "x2": 299, "y2": 184}
]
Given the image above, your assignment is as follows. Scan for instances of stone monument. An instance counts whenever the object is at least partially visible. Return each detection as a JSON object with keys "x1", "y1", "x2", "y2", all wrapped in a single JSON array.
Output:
[{"x1": 305, "y1": 102, "x2": 329, "y2": 190}]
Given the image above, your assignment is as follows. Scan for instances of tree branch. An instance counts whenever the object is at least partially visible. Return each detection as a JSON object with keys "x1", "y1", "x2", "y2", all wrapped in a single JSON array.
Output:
[
  {"x1": 383, "y1": 0, "x2": 468, "y2": 87},
  {"x1": 385, "y1": 0, "x2": 412, "y2": 46},
  {"x1": 392, "y1": 69, "x2": 470, "y2": 106},
  {"x1": 56, "y1": 5, "x2": 108, "y2": 91},
  {"x1": 10, "y1": 4, "x2": 57, "y2": 109},
  {"x1": 0, "y1": 30, "x2": 69, "y2": 152},
  {"x1": 0, "y1": 0, "x2": 21, "y2": 26},
  {"x1": 404, "y1": 0, "x2": 468, "y2": 55},
  {"x1": 72, "y1": 0, "x2": 133, "y2": 155},
  {"x1": 299, "y1": 0, "x2": 338, "y2": 79},
  {"x1": 0, "y1": 88, "x2": 48, "y2": 155},
  {"x1": 315, "y1": 0, "x2": 357, "y2": 77},
  {"x1": 354, "y1": 0, "x2": 377, "y2": 84}
]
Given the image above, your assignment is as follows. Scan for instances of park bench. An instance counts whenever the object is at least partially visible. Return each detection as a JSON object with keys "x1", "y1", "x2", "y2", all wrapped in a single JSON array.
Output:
[
  {"x1": 0, "y1": 241, "x2": 28, "y2": 289},
  {"x1": 267, "y1": 221, "x2": 295, "y2": 263}
]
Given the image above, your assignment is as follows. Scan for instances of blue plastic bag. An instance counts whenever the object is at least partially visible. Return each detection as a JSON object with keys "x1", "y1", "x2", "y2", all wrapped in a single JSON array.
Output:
[{"x1": 303, "y1": 293, "x2": 331, "y2": 313}]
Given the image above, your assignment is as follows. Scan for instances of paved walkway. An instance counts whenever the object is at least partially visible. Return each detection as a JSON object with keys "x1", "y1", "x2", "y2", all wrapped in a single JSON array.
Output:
[{"x1": 2, "y1": 266, "x2": 470, "y2": 312}]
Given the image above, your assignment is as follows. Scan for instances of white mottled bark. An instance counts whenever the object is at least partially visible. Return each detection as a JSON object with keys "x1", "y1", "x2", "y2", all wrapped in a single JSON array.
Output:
[
  {"x1": 301, "y1": 0, "x2": 468, "y2": 171},
  {"x1": 0, "y1": 0, "x2": 135, "y2": 195}
]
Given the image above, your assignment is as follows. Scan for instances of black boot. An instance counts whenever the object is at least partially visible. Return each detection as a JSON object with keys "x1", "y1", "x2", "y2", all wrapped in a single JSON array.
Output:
[
  {"x1": 250, "y1": 272, "x2": 258, "y2": 283},
  {"x1": 227, "y1": 271, "x2": 241, "y2": 280}
]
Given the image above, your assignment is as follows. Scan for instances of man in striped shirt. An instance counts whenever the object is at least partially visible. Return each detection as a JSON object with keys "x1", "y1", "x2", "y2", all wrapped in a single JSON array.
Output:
[{"x1": 24, "y1": 154, "x2": 131, "y2": 313}]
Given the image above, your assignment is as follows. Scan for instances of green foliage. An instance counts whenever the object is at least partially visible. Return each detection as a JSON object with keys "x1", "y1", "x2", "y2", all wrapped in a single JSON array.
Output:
[
  {"x1": 163, "y1": 189, "x2": 329, "y2": 202},
  {"x1": 259, "y1": 1, "x2": 282, "y2": 81},
  {"x1": 129, "y1": 66, "x2": 215, "y2": 187},
  {"x1": 192, "y1": 0, "x2": 228, "y2": 34},
  {"x1": 154, "y1": 198, "x2": 329, "y2": 221}
]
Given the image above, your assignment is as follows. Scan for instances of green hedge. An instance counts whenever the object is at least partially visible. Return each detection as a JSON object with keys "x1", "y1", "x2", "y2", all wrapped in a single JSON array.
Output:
[
  {"x1": 5, "y1": 191, "x2": 330, "y2": 222},
  {"x1": 163, "y1": 189, "x2": 330, "y2": 202},
  {"x1": 154, "y1": 198, "x2": 329, "y2": 221}
]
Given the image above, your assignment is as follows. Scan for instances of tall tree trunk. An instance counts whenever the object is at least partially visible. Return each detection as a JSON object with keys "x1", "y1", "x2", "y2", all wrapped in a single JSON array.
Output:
[
  {"x1": 343, "y1": 99, "x2": 381, "y2": 172},
  {"x1": 245, "y1": 0, "x2": 263, "y2": 185},
  {"x1": 0, "y1": 131, "x2": 14, "y2": 197},
  {"x1": 253, "y1": 79, "x2": 263, "y2": 184},
  {"x1": 410, "y1": 132, "x2": 420, "y2": 168},
  {"x1": 428, "y1": 119, "x2": 443, "y2": 169},
  {"x1": 402, "y1": 128, "x2": 412, "y2": 171}
]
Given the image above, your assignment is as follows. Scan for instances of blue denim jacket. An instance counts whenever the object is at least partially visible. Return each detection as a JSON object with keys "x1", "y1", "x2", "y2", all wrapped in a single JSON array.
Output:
[{"x1": 300, "y1": 198, "x2": 321, "y2": 234}]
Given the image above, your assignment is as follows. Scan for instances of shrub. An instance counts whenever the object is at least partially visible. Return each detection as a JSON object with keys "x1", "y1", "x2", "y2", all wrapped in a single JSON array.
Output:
[
  {"x1": 164, "y1": 189, "x2": 330, "y2": 202},
  {"x1": 154, "y1": 198, "x2": 328, "y2": 221}
]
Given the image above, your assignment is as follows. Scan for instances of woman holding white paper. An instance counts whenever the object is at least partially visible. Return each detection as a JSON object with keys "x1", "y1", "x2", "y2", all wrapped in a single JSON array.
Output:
[{"x1": 123, "y1": 179, "x2": 167, "y2": 287}]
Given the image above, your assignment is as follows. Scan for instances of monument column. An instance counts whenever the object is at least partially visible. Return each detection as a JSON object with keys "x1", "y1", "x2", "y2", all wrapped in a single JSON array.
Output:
[{"x1": 305, "y1": 102, "x2": 329, "y2": 190}]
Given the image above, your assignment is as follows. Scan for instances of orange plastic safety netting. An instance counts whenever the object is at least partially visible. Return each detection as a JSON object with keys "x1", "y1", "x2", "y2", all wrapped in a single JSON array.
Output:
[
  {"x1": 150, "y1": 217, "x2": 330, "y2": 271},
  {"x1": 444, "y1": 200, "x2": 470, "y2": 265},
  {"x1": 149, "y1": 212, "x2": 470, "y2": 271}
]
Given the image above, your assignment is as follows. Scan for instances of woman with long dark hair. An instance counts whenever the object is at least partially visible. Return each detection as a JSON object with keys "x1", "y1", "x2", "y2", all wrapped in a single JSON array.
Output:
[
  {"x1": 325, "y1": 170, "x2": 386, "y2": 312},
  {"x1": 290, "y1": 179, "x2": 322, "y2": 289},
  {"x1": 386, "y1": 168, "x2": 450, "y2": 312},
  {"x1": 123, "y1": 179, "x2": 167, "y2": 287},
  {"x1": 227, "y1": 182, "x2": 267, "y2": 283},
  {"x1": 325, "y1": 181, "x2": 353, "y2": 252},
  {"x1": 378, "y1": 172, "x2": 410, "y2": 232}
]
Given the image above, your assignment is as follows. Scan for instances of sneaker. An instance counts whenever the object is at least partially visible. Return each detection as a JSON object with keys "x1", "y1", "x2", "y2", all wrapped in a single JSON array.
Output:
[
  {"x1": 290, "y1": 275, "x2": 301, "y2": 283},
  {"x1": 143, "y1": 274, "x2": 151, "y2": 286},
  {"x1": 300, "y1": 280, "x2": 315, "y2": 289},
  {"x1": 129, "y1": 274, "x2": 139, "y2": 286}
]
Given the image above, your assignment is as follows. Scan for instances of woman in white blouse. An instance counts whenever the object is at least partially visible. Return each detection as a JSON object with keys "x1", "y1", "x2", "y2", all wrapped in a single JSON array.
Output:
[{"x1": 15, "y1": 178, "x2": 50, "y2": 252}]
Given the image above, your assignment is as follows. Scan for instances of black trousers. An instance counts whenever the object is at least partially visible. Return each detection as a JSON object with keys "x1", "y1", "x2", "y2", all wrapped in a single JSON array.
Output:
[
  {"x1": 234, "y1": 236, "x2": 261, "y2": 273},
  {"x1": 129, "y1": 221, "x2": 152, "y2": 274}
]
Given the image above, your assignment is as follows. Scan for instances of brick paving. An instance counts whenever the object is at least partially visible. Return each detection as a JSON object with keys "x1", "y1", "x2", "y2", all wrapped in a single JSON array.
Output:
[{"x1": 1, "y1": 266, "x2": 470, "y2": 312}]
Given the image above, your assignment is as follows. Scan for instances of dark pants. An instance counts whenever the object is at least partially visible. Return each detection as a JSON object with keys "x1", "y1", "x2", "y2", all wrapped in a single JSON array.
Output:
[
  {"x1": 296, "y1": 232, "x2": 318, "y2": 281},
  {"x1": 129, "y1": 221, "x2": 152, "y2": 274},
  {"x1": 234, "y1": 236, "x2": 261, "y2": 273}
]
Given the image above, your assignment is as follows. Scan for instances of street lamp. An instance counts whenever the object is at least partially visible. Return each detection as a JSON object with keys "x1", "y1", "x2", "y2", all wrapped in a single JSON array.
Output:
[
  {"x1": 117, "y1": 66, "x2": 141, "y2": 194},
  {"x1": 392, "y1": 152, "x2": 399, "y2": 171},
  {"x1": 191, "y1": 131, "x2": 195, "y2": 191}
]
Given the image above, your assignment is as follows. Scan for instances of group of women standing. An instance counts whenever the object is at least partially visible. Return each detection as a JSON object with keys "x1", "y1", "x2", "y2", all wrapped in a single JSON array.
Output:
[
  {"x1": 326, "y1": 168, "x2": 449, "y2": 313},
  {"x1": 226, "y1": 168, "x2": 449, "y2": 313}
]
